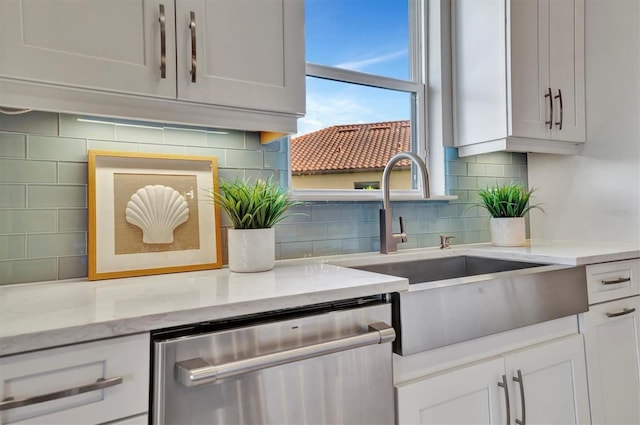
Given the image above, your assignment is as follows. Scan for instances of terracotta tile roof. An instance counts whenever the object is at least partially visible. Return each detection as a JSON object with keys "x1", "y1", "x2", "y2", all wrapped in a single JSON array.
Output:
[{"x1": 291, "y1": 120, "x2": 411, "y2": 174}]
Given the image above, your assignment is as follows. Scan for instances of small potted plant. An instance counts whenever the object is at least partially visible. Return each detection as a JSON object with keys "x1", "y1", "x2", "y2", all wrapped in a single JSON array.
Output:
[
  {"x1": 470, "y1": 183, "x2": 543, "y2": 247},
  {"x1": 211, "y1": 177, "x2": 301, "y2": 272}
]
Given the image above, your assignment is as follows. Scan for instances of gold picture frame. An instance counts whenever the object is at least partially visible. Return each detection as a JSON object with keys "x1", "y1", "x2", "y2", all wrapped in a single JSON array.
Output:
[{"x1": 88, "y1": 150, "x2": 222, "y2": 280}]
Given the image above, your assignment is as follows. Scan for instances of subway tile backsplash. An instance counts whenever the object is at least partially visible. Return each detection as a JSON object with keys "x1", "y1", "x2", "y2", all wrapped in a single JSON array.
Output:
[
  {"x1": 0, "y1": 111, "x2": 527, "y2": 285},
  {"x1": 268, "y1": 148, "x2": 528, "y2": 259}
]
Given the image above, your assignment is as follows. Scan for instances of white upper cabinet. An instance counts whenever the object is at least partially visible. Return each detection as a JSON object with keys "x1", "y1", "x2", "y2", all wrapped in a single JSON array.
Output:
[
  {"x1": 0, "y1": 0, "x2": 177, "y2": 98},
  {"x1": 175, "y1": 0, "x2": 305, "y2": 114},
  {"x1": 0, "y1": 0, "x2": 305, "y2": 132},
  {"x1": 452, "y1": 0, "x2": 585, "y2": 157}
]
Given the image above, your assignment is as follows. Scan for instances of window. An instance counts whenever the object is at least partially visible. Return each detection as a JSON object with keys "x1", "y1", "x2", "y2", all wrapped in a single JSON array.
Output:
[
  {"x1": 291, "y1": 0, "x2": 428, "y2": 197},
  {"x1": 354, "y1": 181, "x2": 381, "y2": 190},
  {"x1": 305, "y1": 0, "x2": 411, "y2": 80}
]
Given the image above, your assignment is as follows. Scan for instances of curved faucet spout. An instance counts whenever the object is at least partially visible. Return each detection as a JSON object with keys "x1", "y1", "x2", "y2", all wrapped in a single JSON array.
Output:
[
  {"x1": 380, "y1": 152, "x2": 430, "y2": 254},
  {"x1": 382, "y1": 152, "x2": 430, "y2": 209}
]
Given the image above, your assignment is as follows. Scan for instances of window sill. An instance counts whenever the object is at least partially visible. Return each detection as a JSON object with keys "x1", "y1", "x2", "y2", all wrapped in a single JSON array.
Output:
[{"x1": 290, "y1": 189, "x2": 458, "y2": 203}]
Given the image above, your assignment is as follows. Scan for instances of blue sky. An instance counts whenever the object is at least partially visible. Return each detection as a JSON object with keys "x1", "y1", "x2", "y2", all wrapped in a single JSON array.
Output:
[{"x1": 297, "y1": 0, "x2": 412, "y2": 136}]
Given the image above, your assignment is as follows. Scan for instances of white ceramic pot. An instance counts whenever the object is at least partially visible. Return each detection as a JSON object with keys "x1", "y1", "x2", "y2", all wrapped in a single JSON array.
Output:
[
  {"x1": 490, "y1": 217, "x2": 526, "y2": 247},
  {"x1": 227, "y1": 228, "x2": 275, "y2": 273}
]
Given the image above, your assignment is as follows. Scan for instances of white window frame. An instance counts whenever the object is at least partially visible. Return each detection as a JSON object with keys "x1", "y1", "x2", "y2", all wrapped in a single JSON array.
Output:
[{"x1": 290, "y1": 0, "x2": 452, "y2": 202}]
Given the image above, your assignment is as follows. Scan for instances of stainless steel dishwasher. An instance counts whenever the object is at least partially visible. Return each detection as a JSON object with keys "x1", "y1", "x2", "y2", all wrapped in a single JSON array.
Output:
[{"x1": 151, "y1": 296, "x2": 395, "y2": 424}]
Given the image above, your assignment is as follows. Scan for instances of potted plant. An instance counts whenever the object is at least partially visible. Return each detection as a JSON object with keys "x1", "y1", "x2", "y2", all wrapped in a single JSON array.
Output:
[
  {"x1": 470, "y1": 183, "x2": 543, "y2": 247},
  {"x1": 211, "y1": 178, "x2": 301, "y2": 272}
]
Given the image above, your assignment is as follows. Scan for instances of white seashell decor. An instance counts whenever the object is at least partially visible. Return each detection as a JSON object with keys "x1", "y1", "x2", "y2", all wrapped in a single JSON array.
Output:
[{"x1": 125, "y1": 185, "x2": 190, "y2": 244}]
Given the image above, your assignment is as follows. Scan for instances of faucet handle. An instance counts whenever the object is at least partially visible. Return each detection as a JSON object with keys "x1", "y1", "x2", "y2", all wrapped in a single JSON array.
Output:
[
  {"x1": 440, "y1": 235, "x2": 454, "y2": 249},
  {"x1": 399, "y1": 217, "x2": 407, "y2": 243}
]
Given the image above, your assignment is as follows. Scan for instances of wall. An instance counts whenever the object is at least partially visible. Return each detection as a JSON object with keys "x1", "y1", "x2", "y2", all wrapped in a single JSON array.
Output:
[
  {"x1": 0, "y1": 112, "x2": 527, "y2": 285},
  {"x1": 528, "y1": 0, "x2": 640, "y2": 244},
  {"x1": 0, "y1": 112, "x2": 286, "y2": 284},
  {"x1": 279, "y1": 149, "x2": 528, "y2": 259},
  {"x1": 292, "y1": 169, "x2": 411, "y2": 190}
]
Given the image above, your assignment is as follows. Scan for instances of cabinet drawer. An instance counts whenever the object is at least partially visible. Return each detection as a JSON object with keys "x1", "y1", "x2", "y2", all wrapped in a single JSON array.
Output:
[
  {"x1": 0, "y1": 333, "x2": 149, "y2": 424},
  {"x1": 580, "y1": 296, "x2": 640, "y2": 425},
  {"x1": 586, "y1": 259, "x2": 640, "y2": 304}
]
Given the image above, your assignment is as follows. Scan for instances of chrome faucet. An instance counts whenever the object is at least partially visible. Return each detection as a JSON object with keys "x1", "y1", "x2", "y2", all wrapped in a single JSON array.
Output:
[
  {"x1": 380, "y1": 152, "x2": 430, "y2": 254},
  {"x1": 439, "y1": 235, "x2": 454, "y2": 249}
]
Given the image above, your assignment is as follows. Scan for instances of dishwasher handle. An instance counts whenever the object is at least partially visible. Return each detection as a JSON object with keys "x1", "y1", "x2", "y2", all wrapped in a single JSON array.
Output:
[{"x1": 175, "y1": 321, "x2": 396, "y2": 387}]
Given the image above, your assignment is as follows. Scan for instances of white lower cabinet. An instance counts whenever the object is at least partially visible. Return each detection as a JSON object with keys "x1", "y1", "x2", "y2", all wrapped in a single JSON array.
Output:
[
  {"x1": 581, "y1": 296, "x2": 640, "y2": 425},
  {"x1": 0, "y1": 333, "x2": 149, "y2": 425},
  {"x1": 396, "y1": 357, "x2": 506, "y2": 424},
  {"x1": 396, "y1": 334, "x2": 590, "y2": 425},
  {"x1": 503, "y1": 334, "x2": 591, "y2": 425}
]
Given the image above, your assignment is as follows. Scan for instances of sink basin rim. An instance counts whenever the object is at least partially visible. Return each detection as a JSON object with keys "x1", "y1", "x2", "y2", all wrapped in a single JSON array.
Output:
[{"x1": 346, "y1": 255, "x2": 559, "y2": 289}]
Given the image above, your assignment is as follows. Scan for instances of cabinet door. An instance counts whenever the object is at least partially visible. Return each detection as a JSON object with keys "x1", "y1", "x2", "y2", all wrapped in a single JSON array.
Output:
[
  {"x1": 509, "y1": 0, "x2": 585, "y2": 143},
  {"x1": 175, "y1": 0, "x2": 305, "y2": 114},
  {"x1": 548, "y1": 0, "x2": 585, "y2": 142},
  {"x1": 509, "y1": 0, "x2": 552, "y2": 140},
  {"x1": 582, "y1": 297, "x2": 640, "y2": 425},
  {"x1": 452, "y1": 0, "x2": 509, "y2": 147},
  {"x1": 504, "y1": 334, "x2": 591, "y2": 425},
  {"x1": 0, "y1": 0, "x2": 176, "y2": 98},
  {"x1": 395, "y1": 357, "x2": 506, "y2": 425}
]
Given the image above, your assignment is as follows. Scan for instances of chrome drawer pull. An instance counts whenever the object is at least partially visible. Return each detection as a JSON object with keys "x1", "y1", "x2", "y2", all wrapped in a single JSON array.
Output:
[
  {"x1": 554, "y1": 89, "x2": 563, "y2": 130},
  {"x1": 513, "y1": 369, "x2": 526, "y2": 425},
  {"x1": 0, "y1": 377, "x2": 123, "y2": 412},
  {"x1": 189, "y1": 11, "x2": 197, "y2": 83},
  {"x1": 606, "y1": 308, "x2": 636, "y2": 318},
  {"x1": 544, "y1": 88, "x2": 553, "y2": 130},
  {"x1": 498, "y1": 374, "x2": 511, "y2": 425},
  {"x1": 175, "y1": 322, "x2": 396, "y2": 387},
  {"x1": 601, "y1": 277, "x2": 631, "y2": 285},
  {"x1": 159, "y1": 4, "x2": 167, "y2": 78}
]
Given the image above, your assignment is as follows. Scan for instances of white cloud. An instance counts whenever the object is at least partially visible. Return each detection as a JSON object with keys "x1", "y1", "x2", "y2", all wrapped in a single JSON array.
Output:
[
  {"x1": 295, "y1": 91, "x2": 372, "y2": 137},
  {"x1": 295, "y1": 74, "x2": 411, "y2": 137},
  {"x1": 334, "y1": 49, "x2": 407, "y2": 72}
]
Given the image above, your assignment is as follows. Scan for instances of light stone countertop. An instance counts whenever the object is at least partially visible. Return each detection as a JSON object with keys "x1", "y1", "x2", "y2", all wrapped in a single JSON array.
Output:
[
  {"x1": 1, "y1": 239, "x2": 638, "y2": 357},
  {"x1": 321, "y1": 239, "x2": 640, "y2": 269}
]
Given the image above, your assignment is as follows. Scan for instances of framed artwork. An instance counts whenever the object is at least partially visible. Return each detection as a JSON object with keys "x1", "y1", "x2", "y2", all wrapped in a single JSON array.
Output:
[{"x1": 88, "y1": 150, "x2": 222, "y2": 280}]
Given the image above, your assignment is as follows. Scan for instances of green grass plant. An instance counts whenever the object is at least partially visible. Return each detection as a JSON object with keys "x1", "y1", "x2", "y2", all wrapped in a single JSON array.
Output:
[
  {"x1": 471, "y1": 183, "x2": 543, "y2": 218},
  {"x1": 210, "y1": 178, "x2": 302, "y2": 229}
]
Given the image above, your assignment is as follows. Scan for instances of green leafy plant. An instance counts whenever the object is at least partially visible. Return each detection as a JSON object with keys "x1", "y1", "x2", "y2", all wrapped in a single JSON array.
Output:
[
  {"x1": 470, "y1": 183, "x2": 543, "y2": 218},
  {"x1": 210, "y1": 178, "x2": 303, "y2": 229}
]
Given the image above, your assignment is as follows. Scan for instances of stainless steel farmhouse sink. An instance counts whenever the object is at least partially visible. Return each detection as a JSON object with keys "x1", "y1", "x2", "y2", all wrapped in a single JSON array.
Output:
[
  {"x1": 351, "y1": 255, "x2": 547, "y2": 284},
  {"x1": 349, "y1": 256, "x2": 589, "y2": 356}
]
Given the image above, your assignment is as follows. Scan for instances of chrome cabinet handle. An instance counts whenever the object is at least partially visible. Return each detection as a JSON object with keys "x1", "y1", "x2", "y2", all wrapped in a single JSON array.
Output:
[
  {"x1": 554, "y1": 89, "x2": 563, "y2": 130},
  {"x1": 601, "y1": 277, "x2": 631, "y2": 285},
  {"x1": 159, "y1": 4, "x2": 166, "y2": 79},
  {"x1": 0, "y1": 377, "x2": 123, "y2": 412},
  {"x1": 498, "y1": 374, "x2": 511, "y2": 425},
  {"x1": 606, "y1": 307, "x2": 636, "y2": 318},
  {"x1": 513, "y1": 369, "x2": 526, "y2": 425},
  {"x1": 175, "y1": 322, "x2": 396, "y2": 387},
  {"x1": 189, "y1": 11, "x2": 197, "y2": 83},
  {"x1": 544, "y1": 88, "x2": 553, "y2": 130}
]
